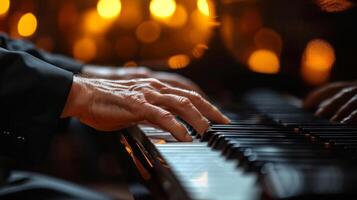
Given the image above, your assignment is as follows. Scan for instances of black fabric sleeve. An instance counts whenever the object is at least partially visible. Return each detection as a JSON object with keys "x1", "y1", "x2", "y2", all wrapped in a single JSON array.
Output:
[
  {"x1": 0, "y1": 33, "x2": 83, "y2": 73},
  {"x1": 0, "y1": 47, "x2": 74, "y2": 164}
]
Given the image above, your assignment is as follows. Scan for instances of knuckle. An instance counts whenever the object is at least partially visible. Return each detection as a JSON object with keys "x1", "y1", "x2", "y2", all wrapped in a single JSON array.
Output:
[
  {"x1": 189, "y1": 91, "x2": 203, "y2": 101},
  {"x1": 178, "y1": 97, "x2": 192, "y2": 107},
  {"x1": 149, "y1": 79, "x2": 164, "y2": 88},
  {"x1": 126, "y1": 92, "x2": 146, "y2": 106},
  {"x1": 161, "y1": 111, "x2": 174, "y2": 121},
  {"x1": 160, "y1": 86, "x2": 170, "y2": 93}
]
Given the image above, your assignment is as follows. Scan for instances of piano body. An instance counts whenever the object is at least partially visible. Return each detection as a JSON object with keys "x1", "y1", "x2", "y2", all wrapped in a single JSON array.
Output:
[{"x1": 117, "y1": 0, "x2": 357, "y2": 200}]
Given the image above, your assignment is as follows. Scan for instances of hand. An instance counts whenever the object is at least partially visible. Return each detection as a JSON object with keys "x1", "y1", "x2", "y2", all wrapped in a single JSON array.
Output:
[
  {"x1": 82, "y1": 65, "x2": 205, "y2": 96},
  {"x1": 303, "y1": 81, "x2": 357, "y2": 124},
  {"x1": 61, "y1": 76, "x2": 230, "y2": 141}
]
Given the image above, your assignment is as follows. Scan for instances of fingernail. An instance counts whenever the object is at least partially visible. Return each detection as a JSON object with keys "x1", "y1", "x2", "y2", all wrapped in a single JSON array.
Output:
[
  {"x1": 341, "y1": 117, "x2": 350, "y2": 124},
  {"x1": 223, "y1": 115, "x2": 231, "y2": 124},
  {"x1": 185, "y1": 134, "x2": 193, "y2": 142}
]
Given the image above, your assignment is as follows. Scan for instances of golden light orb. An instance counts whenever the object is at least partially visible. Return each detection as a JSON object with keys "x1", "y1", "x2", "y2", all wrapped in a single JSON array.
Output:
[
  {"x1": 150, "y1": 0, "x2": 176, "y2": 19},
  {"x1": 197, "y1": 0, "x2": 210, "y2": 16},
  {"x1": 97, "y1": 0, "x2": 121, "y2": 19},
  {"x1": 83, "y1": 9, "x2": 113, "y2": 35},
  {"x1": 136, "y1": 20, "x2": 161, "y2": 43},
  {"x1": 168, "y1": 54, "x2": 190, "y2": 69},
  {"x1": 17, "y1": 13, "x2": 38, "y2": 37},
  {"x1": 302, "y1": 39, "x2": 335, "y2": 71},
  {"x1": 0, "y1": 0, "x2": 10, "y2": 16},
  {"x1": 73, "y1": 37, "x2": 97, "y2": 62},
  {"x1": 301, "y1": 39, "x2": 336, "y2": 85},
  {"x1": 248, "y1": 49, "x2": 280, "y2": 74},
  {"x1": 164, "y1": 4, "x2": 188, "y2": 28}
]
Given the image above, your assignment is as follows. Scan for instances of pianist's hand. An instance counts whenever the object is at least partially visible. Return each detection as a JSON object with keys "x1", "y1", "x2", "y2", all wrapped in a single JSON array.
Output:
[
  {"x1": 304, "y1": 81, "x2": 357, "y2": 124},
  {"x1": 82, "y1": 65, "x2": 205, "y2": 96},
  {"x1": 61, "y1": 76, "x2": 230, "y2": 141}
]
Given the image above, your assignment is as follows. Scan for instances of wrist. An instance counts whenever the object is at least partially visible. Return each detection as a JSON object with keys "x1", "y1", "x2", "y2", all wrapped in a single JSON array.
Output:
[{"x1": 61, "y1": 75, "x2": 89, "y2": 118}]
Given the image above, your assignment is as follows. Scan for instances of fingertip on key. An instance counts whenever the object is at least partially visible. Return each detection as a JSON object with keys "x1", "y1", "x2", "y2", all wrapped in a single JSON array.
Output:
[{"x1": 185, "y1": 134, "x2": 193, "y2": 142}]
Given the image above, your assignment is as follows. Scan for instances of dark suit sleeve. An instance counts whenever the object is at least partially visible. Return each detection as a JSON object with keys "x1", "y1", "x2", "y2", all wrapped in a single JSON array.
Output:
[
  {"x1": 0, "y1": 47, "x2": 74, "y2": 164},
  {"x1": 0, "y1": 33, "x2": 83, "y2": 73}
]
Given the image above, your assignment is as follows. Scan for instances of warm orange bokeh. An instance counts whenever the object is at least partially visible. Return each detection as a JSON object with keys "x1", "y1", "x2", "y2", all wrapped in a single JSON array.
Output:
[
  {"x1": 301, "y1": 39, "x2": 336, "y2": 85},
  {"x1": 248, "y1": 49, "x2": 280, "y2": 74},
  {"x1": 1, "y1": 0, "x2": 215, "y2": 68},
  {"x1": 97, "y1": 0, "x2": 121, "y2": 19},
  {"x1": 17, "y1": 13, "x2": 37, "y2": 37},
  {"x1": 73, "y1": 37, "x2": 97, "y2": 62},
  {"x1": 0, "y1": 0, "x2": 10, "y2": 16},
  {"x1": 136, "y1": 20, "x2": 161, "y2": 43},
  {"x1": 82, "y1": 9, "x2": 114, "y2": 35},
  {"x1": 150, "y1": 0, "x2": 176, "y2": 20},
  {"x1": 168, "y1": 54, "x2": 190, "y2": 69}
]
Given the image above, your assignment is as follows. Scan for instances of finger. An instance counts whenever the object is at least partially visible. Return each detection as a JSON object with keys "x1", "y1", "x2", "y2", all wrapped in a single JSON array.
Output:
[
  {"x1": 161, "y1": 87, "x2": 230, "y2": 124},
  {"x1": 146, "y1": 92, "x2": 210, "y2": 134},
  {"x1": 142, "y1": 103, "x2": 192, "y2": 142},
  {"x1": 304, "y1": 81, "x2": 354, "y2": 109},
  {"x1": 331, "y1": 94, "x2": 357, "y2": 122},
  {"x1": 153, "y1": 72, "x2": 207, "y2": 97},
  {"x1": 315, "y1": 87, "x2": 357, "y2": 118},
  {"x1": 341, "y1": 109, "x2": 357, "y2": 124}
]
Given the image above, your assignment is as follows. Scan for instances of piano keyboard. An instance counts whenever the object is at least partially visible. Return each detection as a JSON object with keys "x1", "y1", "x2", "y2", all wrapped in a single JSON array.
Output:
[{"x1": 121, "y1": 90, "x2": 357, "y2": 200}]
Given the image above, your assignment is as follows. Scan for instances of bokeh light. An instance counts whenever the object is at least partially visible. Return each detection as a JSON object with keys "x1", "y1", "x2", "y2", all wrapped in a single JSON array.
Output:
[
  {"x1": 73, "y1": 37, "x2": 97, "y2": 62},
  {"x1": 164, "y1": 4, "x2": 188, "y2": 28},
  {"x1": 1, "y1": 0, "x2": 216, "y2": 70},
  {"x1": 17, "y1": 13, "x2": 38, "y2": 37},
  {"x1": 118, "y1": 0, "x2": 143, "y2": 28},
  {"x1": 192, "y1": 44, "x2": 208, "y2": 58},
  {"x1": 248, "y1": 49, "x2": 280, "y2": 74},
  {"x1": 136, "y1": 20, "x2": 161, "y2": 43},
  {"x1": 0, "y1": 0, "x2": 10, "y2": 16},
  {"x1": 97, "y1": 0, "x2": 122, "y2": 19},
  {"x1": 197, "y1": 0, "x2": 210, "y2": 16},
  {"x1": 168, "y1": 54, "x2": 190, "y2": 69},
  {"x1": 82, "y1": 9, "x2": 114, "y2": 35},
  {"x1": 301, "y1": 39, "x2": 336, "y2": 85},
  {"x1": 150, "y1": 0, "x2": 176, "y2": 19},
  {"x1": 254, "y1": 28, "x2": 283, "y2": 55}
]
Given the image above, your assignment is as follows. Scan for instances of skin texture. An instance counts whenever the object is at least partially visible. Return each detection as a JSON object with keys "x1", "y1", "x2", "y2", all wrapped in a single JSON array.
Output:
[
  {"x1": 61, "y1": 76, "x2": 230, "y2": 142},
  {"x1": 304, "y1": 81, "x2": 357, "y2": 124},
  {"x1": 82, "y1": 66, "x2": 206, "y2": 96}
]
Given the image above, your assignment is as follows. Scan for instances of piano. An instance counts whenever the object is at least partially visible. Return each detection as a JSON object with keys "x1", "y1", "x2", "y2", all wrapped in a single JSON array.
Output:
[
  {"x1": 116, "y1": 0, "x2": 357, "y2": 199},
  {"x1": 119, "y1": 90, "x2": 357, "y2": 200}
]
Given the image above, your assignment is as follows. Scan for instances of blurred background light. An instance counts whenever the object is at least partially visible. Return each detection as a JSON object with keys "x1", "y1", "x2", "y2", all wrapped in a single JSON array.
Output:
[
  {"x1": 82, "y1": 9, "x2": 113, "y2": 35},
  {"x1": 0, "y1": 0, "x2": 215, "y2": 70},
  {"x1": 97, "y1": 0, "x2": 122, "y2": 19},
  {"x1": 135, "y1": 20, "x2": 161, "y2": 43},
  {"x1": 254, "y1": 28, "x2": 283, "y2": 55},
  {"x1": 197, "y1": 0, "x2": 210, "y2": 16},
  {"x1": 17, "y1": 13, "x2": 37, "y2": 37},
  {"x1": 168, "y1": 54, "x2": 190, "y2": 69},
  {"x1": 248, "y1": 49, "x2": 280, "y2": 74},
  {"x1": 73, "y1": 37, "x2": 97, "y2": 62},
  {"x1": 117, "y1": 0, "x2": 142, "y2": 28},
  {"x1": 301, "y1": 39, "x2": 336, "y2": 85},
  {"x1": 163, "y1": 4, "x2": 188, "y2": 28},
  {"x1": 150, "y1": 0, "x2": 176, "y2": 19},
  {"x1": 0, "y1": 0, "x2": 10, "y2": 16}
]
